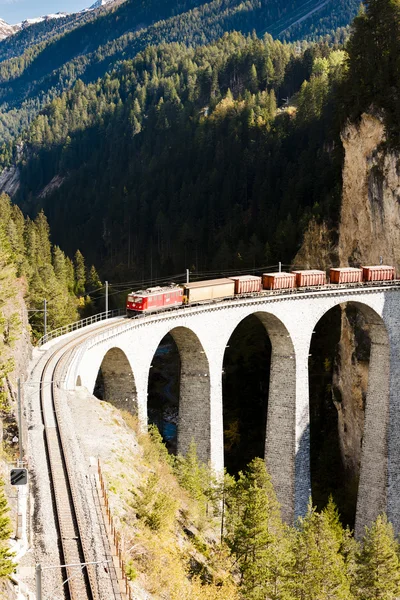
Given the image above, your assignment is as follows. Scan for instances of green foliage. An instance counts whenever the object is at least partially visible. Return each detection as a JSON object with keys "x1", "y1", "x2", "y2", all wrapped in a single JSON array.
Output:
[
  {"x1": 0, "y1": 478, "x2": 14, "y2": 578},
  {"x1": 0, "y1": 192, "x2": 89, "y2": 340},
  {"x1": 344, "y1": 0, "x2": 400, "y2": 142},
  {"x1": 175, "y1": 440, "x2": 210, "y2": 504},
  {"x1": 128, "y1": 426, "x2": 400, "y2": 599},
  {"x1": 290, "y1": 501, "x2": 354, "y2": 599},
  {"x1": 354, "y1": 514, "x2": 400, "y2": 600},
  {"x1": 131, "y1": 472, "x2": 178, "y2": 531},
  {"x1": 0, "y1": 0, "x2": 359, "y2": 145},
  {"x1": 125, "y1": 559, "x2": 137, "y2": 581},
  {"x1": 225, "y1": 458, "x2": 293, "y2": 599},
  {"x1": 11, "y1": 34, "x2": 342, "y2": 275},
  {"x1": 74, "y1": 250, "x2": 86, "y2": 295}
]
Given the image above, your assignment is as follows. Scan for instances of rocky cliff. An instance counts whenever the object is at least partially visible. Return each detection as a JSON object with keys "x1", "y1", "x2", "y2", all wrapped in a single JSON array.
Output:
[
  {"x1": 336, "y1": 113, "x2": 400, "y2": 480},
  {"x1": 296, "y1": 112, "x2": 400, "y2": 522},
  {"x1": 340, "y1": 113, "x2": 400, "y2": 268}
]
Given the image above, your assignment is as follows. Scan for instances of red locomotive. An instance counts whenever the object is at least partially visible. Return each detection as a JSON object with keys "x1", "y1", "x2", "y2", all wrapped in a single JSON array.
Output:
[
  {"x1": 126, "y1": 286, "x2": 183, "y2": 316},
  {"x1": 126, "y1": 266, "x2": 396, "y2": 315}
]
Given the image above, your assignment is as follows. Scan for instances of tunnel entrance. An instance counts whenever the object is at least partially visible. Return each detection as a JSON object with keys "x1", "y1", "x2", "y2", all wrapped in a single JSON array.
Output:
[
  {"x1": 222, "y1": 315, "x2": 272, "y2": 475},
  {"x1": 309, "y1": 304, "x2": 371, "y2": 528},
  {"x1": 93, "y1": 347, "x2": 137, "y2": 414}
]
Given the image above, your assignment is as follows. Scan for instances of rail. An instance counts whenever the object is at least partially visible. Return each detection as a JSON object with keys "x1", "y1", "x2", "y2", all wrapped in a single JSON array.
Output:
[
  {"x1": 39, "y1": 321, "x2": 127, "y2": 599},
  {"x1": 38, "y1": 308, "x2": 126, "y2": 347}
]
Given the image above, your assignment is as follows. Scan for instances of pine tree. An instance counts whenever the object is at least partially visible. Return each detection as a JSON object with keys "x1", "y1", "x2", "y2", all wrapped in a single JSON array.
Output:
[
  {"x1": 354, "y1": 514, "x2": 400, "y2": 600},
  {"x1": 34, "y1": 211, "x2": 52, "y2": 267},
  {"x1": 225, "y1": 458, "x2": 293, "y2": 600},
  {"x1": 87, "y1": 265, "x2": 102, "y2": 291},
  {"x1": 290, "y1": 501, "x2": 353, "y2": 599},
  {"x1": 74, "y1": 250, "x2": 86, "y2": 295},
  {"x1": 249, "y1": 64, "x2": 258, "y2": 94},
  {"x1": 175, "y1": 439, "x2": 209, "y2": 504}
]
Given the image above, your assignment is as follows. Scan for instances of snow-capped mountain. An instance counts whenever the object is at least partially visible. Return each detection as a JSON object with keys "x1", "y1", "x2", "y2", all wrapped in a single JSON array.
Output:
[
  {"x1": 17, "y1": 13, "x2": 68, "y2": 29},
  {"x1": 90, "y1": 0, "x2": 115, "y2": 8},
  {"x1": 0, "y1": 0, "x2": 120, "y2": 41},
  {"x1": 0, "y1": 18, "x2": 19, "y2": 40}
]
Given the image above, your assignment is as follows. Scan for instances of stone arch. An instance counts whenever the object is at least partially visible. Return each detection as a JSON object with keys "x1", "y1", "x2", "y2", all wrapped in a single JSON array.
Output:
[
  {"x1": 149, "y1": 326, "x2": 211, "y2": 463},
  {"x1": 95, "y1": 347, "x2": 138, "y2": 415},
  {"x1": 223, "y1": 310, "x2": 296, "y2": 524},
  {"x1": 310, "y1": 300, "x2": 389, "y2": 537}
]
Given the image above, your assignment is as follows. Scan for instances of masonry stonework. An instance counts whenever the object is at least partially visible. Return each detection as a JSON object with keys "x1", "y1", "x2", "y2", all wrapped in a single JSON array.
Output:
[{"x1": 63, "y1": 287, "x2": 400, "y2": 535}]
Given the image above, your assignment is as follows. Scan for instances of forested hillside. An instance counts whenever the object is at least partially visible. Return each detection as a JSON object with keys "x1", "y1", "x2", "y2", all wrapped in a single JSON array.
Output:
[
  {"x1": 10, "y1": 33, "x2": 345, "y2": 277},
  {"x1": 0, "y1": 193, "x2": 100, "y2": 338},
  {"x1": 0, "y1": 0, "x2": 358, "y2": 143}
]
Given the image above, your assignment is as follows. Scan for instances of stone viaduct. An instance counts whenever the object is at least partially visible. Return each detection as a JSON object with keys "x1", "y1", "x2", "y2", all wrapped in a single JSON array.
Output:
[{"x1": 62, "y1": 285, "x2": 400, "y2": 537}]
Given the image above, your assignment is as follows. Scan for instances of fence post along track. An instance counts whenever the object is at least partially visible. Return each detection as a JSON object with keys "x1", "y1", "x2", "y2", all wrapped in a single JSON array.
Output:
[{"x1": 97, "y1": 460, "x2": 133, "y2": 600}]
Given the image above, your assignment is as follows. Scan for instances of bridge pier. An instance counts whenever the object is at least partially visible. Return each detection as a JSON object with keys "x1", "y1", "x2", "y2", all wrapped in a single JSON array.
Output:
[
  {"x1": 384, "y1": 301, "x2": 400, "y2": 535},
  {"x1": 169, "y1": 327, "x2": 212, "y2": 465},
  {"x1": 265, "y1": 345, "x2": 297, "y2": 523},
  {"x1": 355, "y1": 329, "x2": 389, "y2": 536}
]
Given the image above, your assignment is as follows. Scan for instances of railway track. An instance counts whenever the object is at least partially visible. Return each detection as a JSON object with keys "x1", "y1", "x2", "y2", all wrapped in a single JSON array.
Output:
[{"x1": 39, "y1": 318, "x2": 126, "y2": 600}]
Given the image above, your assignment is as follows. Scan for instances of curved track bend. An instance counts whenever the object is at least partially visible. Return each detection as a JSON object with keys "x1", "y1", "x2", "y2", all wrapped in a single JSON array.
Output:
[{"x1": 39, "y1": 318, "x2": 126, "y2": 600}]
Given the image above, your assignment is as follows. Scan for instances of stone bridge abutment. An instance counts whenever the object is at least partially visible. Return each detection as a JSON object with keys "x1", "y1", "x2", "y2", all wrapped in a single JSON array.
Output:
[{"x1": 65, "y1": 288, "x2": 400, "y2": 536}]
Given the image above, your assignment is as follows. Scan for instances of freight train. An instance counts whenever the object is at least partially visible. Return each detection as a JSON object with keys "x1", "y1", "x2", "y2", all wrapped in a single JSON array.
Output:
[{"x1": 126, "y1": 266, "x2": 396, "y2": 316}]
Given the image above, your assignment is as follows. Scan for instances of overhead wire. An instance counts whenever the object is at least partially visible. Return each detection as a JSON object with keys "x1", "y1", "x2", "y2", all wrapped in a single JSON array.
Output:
[{"x1": 84, "y1": 263, "x2": 297, "y2": 301}]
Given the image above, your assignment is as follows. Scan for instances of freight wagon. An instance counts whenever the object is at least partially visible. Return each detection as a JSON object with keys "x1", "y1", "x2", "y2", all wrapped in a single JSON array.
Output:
[
  {"x1": 262, "y1": 272, "x2": 296, "y2": 290},
  {"x1": 329, "y1": 267, "x2": 363, "y2": 284},
  {"x1": 293, "y1": 270, "x2": 326, "y2": 287},
  {"x1": 183, "y1": 278, "x2": 235, "y2": 303},
  {"x1": 362, "y1": 265, "x2": 395, "y2": 282},
  {"x1": 230, "y1": 275, "x2": 262, "y2": 294}
]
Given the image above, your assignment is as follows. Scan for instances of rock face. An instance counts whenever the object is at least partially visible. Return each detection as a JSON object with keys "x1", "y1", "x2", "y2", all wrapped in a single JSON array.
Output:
[
  {"x1": 337, "y1": 113, "x2": 400, "y2": 480},
  {"x1": 340, "y1": 113, "x2": 400, "y2": 269},
  {"x1": 296, "y1": 112, "x2": 400, "y2": 518}
]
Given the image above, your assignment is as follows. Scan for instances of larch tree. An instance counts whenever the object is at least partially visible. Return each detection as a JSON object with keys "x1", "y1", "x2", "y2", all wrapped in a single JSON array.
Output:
[
  {"x1": 354, "y1": 514, "x2": 400, "y2": 600},
  {"x1": 225, "y1": 457, "x2": 293, "y2": 600},
  {"x1": 74, "y1": 250, "x2": 86, "y2": 295},
  {"x1": 290, "y1": 501, "x2": 353, "y2": 600}
]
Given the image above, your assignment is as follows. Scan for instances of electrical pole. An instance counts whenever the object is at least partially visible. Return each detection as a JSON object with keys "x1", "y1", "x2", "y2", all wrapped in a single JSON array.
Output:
[
  {"x1": 105, "y1": 281, "x2": 109, "y2": 317},
  {"x1": 43, "y1": 299, "x2": 47, "y2": 340},
  {"x1": 36, "y1": 564, "x2": 42, "y2": 600}
]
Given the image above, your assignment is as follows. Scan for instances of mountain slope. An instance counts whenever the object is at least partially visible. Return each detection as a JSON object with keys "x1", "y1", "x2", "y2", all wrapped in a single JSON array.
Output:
[
  {"x1": 0, "y1": 0, "x2": 126, "y2": 62},
  {"x1": 0, "y1": 19, "x2": 19, "y2": 41},
  {"x1": 0, "y1": 0, "x2": 358, "y2": 144},
  {"x1": 11, "y1": 34, "x2": 344, "y2": 277}
]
